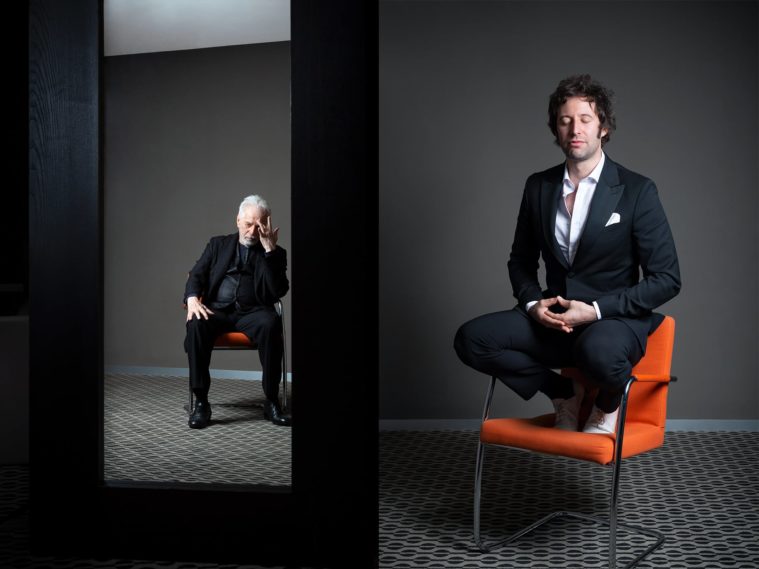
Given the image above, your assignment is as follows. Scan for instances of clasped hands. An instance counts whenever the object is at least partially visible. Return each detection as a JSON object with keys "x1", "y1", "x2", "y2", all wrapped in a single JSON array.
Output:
[{"x1": 528, "y1": 296, "x2": 597, "y2": 333}]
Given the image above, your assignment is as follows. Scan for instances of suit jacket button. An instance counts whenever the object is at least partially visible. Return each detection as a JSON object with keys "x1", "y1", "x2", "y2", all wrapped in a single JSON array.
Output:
[{"x1": 567, "y1": 272, "x2": 575, "y2": 278}]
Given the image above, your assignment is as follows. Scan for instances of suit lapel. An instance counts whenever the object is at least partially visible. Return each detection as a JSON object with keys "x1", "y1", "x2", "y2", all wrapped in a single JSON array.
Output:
[
  {"x1": 222, "y1": 234, "x2": 238, "y2": 268},
  {"x1": 540, "y1": 172, "x2": 569, "y2": 270},
  {"x1": 574, "y1": 159, "x2": 624, "y2": 265},
  {"x1": 211, "y1": 234, "x2": 238, "y2": 285}
]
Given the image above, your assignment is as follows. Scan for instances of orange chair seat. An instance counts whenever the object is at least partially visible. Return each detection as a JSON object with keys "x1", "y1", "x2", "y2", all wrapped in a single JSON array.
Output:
[
  {"x1": 214, "y1": 332, "x2": 256, "y2": 348},
  {"x1": 480, "y1": 415, "x2": 665, "y2": 465}
]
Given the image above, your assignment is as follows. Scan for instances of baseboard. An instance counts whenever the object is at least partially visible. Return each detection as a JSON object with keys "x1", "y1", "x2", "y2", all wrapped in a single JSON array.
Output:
[
  {"x1": 105, "y1": 365, "x2": 292, "y2": 382},
  {"x1": 380, "y1": 419, "x2": 482, "y2": 431},
  {"x1": 664, "y1": 419, "x2": 759, "y2": 431},
  {"x1": 379, "y1": 419, "x2": 759, "y2": 432}
]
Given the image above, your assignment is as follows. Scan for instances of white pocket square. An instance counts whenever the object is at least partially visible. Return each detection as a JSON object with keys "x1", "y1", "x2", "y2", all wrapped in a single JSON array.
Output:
[{"x1": 605, "y1": 213, "x2": 621, "y2": 227}]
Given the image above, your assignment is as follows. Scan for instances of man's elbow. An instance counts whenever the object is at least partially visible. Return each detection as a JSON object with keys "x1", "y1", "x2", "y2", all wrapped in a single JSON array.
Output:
[
  {"x1": 663, "y1": 274, "x2": 681, "y2": 302},
  {"x1": 672, "y1": 279, "x2": 682, "y2": 297},
  {"x1": 276, "y1": 282, "x2": 290, "y2": 299}
]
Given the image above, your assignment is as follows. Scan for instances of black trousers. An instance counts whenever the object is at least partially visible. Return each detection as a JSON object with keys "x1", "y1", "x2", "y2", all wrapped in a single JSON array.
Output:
[
  {"x1": 185, "y1": 306, "x2": 283, "y2": 402},
  {"x1": 454, "y1": 308, "x2": 643, "y2": 412}
]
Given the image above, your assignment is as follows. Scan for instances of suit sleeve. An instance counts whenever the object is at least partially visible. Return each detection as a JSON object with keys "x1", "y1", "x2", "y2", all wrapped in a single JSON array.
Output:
[
  {"x1": 258, "y1": 246, "x2": 290, "y2": 304},
  {"x1": 507, "y1": 181, "x2": 544, "y2": 307},
  {"x1": 595, "y1": 182, "x2": 681, "y2": 317},
  {"x1": 184, "y1": 239, "x2": 215, "y2": 303}
]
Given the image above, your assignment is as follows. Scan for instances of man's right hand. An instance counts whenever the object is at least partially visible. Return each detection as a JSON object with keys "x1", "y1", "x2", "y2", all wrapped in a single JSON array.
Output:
[
  {"x1": 186, "y1": 296, "x2": 214, "y2": 321},
  {"x1": 528, "y1": 297, "x2": 572, "y2": 333}
]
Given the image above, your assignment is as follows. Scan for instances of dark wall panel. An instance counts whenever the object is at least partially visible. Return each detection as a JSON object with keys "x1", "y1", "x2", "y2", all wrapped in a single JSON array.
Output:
[{"x1": 29, "y1": 0, "x2": 103, "y2": 549}]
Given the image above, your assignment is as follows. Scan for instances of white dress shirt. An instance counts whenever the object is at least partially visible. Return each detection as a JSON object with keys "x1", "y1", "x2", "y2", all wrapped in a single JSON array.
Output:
[
  {"x1": 525, "y1": 153, "x2": 605, "y2": 319},
  {"x1": 556, "y1": 152, "x2": 605, "y2": 265}
]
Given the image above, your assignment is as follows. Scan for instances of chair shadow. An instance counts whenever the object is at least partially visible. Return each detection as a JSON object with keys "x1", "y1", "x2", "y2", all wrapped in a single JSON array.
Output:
[
  {"x1": 210, "y1": 399, "x2": 265, "y2": 425},
  {"x1": 209, "y1": 398, "x2": 293, "y2": 426}
]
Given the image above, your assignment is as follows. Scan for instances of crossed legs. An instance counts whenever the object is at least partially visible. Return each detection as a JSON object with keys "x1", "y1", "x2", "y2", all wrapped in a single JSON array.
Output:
[{"x1": 454, "y1": 308, "x2": 643, "y2": 428}]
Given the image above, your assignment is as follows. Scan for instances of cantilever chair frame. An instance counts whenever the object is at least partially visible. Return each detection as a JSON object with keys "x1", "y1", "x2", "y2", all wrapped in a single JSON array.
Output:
[
  {"x1": 186, "y1": 299, "x2": 289, "y2": 415},
  {"x1": 474, "y1": 370, "x2": 677, "y2": 569}
]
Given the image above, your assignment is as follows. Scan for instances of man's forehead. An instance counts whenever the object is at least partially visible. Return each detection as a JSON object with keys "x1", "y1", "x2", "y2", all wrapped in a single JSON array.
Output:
[
  {"x1": 559, "y1": 96, "x2": 598, "y2": 114},
  {"x1": 239, "y1": 205, "x2": 266, "y2": 219}
]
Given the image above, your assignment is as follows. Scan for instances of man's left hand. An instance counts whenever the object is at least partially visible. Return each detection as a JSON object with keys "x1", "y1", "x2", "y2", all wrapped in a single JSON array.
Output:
[
  {"x1": 551, "y1": 296, "x2": 598, "y2": 331},
  {"x1": 258, "y1": 214, "x2": 280, "y2": 253}
]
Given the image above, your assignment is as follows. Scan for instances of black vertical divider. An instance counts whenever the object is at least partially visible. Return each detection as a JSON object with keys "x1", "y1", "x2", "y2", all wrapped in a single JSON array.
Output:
[
  {"x1": 28, "y1": 0, "x2": 103, "y2": 553},
  {"x1": 28, "y1": 0, "x2": 377, "y2": 566},
  {"x1": 291, "y1": 0, "x2": 378, "y2": 566},
  {"x1": 3, "y1": 0, "x2": 28, "y2": 314}
]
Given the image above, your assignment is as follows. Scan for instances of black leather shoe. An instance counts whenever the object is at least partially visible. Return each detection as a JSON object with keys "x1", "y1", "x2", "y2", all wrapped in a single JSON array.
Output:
[
  {"x1": 264, "y1": 400, "x2": 291, "y2": 426},
  {"x1": 189, "y1": 400, "x2": 212, "y2": 429}
]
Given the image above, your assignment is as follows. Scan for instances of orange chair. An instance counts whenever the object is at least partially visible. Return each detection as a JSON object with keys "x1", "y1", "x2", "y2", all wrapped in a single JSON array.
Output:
[
  {"x1": 186, "y1": 299, "x2": 289, "y2": 414},
  {"x1": 474, "y1": 316, "x2": 676, "y2": 569}
]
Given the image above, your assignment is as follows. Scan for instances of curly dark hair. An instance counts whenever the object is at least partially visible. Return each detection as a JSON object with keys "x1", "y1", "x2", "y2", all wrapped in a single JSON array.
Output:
[{"x1": 548, "y1": 74, "x2": 616, "y2": 145}]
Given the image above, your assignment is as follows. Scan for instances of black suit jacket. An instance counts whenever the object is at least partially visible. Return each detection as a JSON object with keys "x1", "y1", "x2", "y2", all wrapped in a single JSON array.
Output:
[
  {"x1": 507, "y1": 156, "x2": 681, "y2": 350},
  {"x1": 184, "y1": 233, "x2": 289, "y2": 308}
]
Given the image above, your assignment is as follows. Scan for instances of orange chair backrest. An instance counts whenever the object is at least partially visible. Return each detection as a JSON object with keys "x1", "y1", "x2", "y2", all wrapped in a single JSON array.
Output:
[
  {"x1": 626, "y1": 316, "x2": 675, "y2": 428},
  {"x1": 631, "y1": 316, "x2": 675, "y2": 377}
]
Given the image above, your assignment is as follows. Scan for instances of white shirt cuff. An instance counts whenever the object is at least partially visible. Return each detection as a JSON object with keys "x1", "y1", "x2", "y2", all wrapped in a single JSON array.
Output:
[
  {"x1": 592, "y1": 301, "x2": 602, "y2": 320},
  {"x1": 526, "y1": 300, "x2": 538, "y2": 312}
]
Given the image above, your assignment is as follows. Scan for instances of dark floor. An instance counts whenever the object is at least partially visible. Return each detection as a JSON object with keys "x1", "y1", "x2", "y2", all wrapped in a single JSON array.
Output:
[{"x1": 1, "y1": 464, "x2": 301, "y2": 569}]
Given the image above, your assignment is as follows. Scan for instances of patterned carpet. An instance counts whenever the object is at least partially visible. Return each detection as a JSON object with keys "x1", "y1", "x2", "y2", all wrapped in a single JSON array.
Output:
[
  {"x1": 105, "y1": 374, "x2": 291, "y2": 486},
  {"x1": 379, "y1": 430, "x2": 759, "y2": 568},
  {"x1": 2, "y1": 431, "x2": 758, "y2": 567}
]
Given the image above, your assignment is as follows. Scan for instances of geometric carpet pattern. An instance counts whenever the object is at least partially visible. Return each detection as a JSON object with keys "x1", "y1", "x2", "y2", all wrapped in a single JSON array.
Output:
[
  {"x1": 105, "y1": 373, "x2": 291, "y2": 487},
  {"x1": 379, "y1": 431, "x2": 759, "y2": 568},
  {"x1": 3, "y1": 431, "x2": 758, "y2": 567}
]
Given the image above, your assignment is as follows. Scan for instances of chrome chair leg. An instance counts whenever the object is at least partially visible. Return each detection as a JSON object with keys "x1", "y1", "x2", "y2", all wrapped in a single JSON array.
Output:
[
  {"x1": 474, "y1": 377, "x2": 497, "y2": 552},
  {"x1": 277, "y1": 300, "x2": 288, "y2": 413},
  {"x1": 480, "y1": 377, "x2": 497, "y2": 423},
  {"x1": 609, "y1": 377, "x2": 635, "y2": 569},
  {"x1": 474, "y1": 440, "x2": 487, "y2": 552}
]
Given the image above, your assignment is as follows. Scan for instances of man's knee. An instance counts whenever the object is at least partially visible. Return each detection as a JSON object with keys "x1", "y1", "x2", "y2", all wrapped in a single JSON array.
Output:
[
  {"x1": 244, "y1": 310, "x2": 282, "y2": 344},
  {"x1": 454, "y1": 321, "x2": 477, "y2": 365},
  {"x1": 454, "y1": 311, "x2": 525, "y2": 367},
  {"x1": 260, "y1": 311, "x2": 282, "y2": 334},
  {"x1": 186, "y1": 315, "x2": 211, "y2": 337},
  {"x1": 573, "y1": 334, "x2": 632, "y2": 388},
  {"x1": 184, "y1": 316, "x2": 216, "y2": 355}
]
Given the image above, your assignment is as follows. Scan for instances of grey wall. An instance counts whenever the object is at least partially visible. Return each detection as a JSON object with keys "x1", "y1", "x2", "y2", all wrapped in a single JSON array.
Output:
[
  {"x1": 105, "y1": 42, "x2": 291, "y2": 371},
  {"x1": 380, "y1": 1, "x2": 759, "y2": 420}
]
